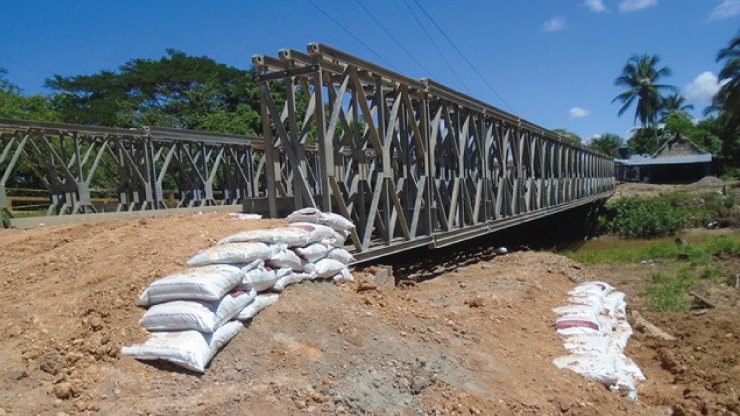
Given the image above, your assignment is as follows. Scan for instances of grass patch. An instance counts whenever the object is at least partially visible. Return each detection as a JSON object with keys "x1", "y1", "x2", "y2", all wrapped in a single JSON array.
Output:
[
  {"x1": 646, "y1": 269, "x2": 695, "y2": 312},
  {"x1": 565, "y1": 235, "x2": 740, "y2": 265},
  {"x1": 565, "y1": 234, "x2": 740, "y2": 312}
]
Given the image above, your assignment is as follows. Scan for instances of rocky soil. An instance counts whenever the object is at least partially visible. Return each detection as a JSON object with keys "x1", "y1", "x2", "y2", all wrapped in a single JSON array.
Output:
[{"x1": 0, "y1": 212, "x2": 738, "y2": 415}]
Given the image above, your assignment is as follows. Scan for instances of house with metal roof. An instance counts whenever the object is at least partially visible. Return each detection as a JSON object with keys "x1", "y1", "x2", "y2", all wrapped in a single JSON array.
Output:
[{"x1": 615, "y1": 133, "x2": 712, "y2": 183}]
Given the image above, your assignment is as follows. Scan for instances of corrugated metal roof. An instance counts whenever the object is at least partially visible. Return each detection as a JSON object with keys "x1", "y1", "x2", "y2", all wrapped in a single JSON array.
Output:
[{"x1": 615, "y1": 153, "x2": 712, "y2": 166}]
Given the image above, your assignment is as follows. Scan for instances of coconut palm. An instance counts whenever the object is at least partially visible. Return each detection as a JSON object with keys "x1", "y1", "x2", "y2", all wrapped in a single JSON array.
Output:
[
  {"x1": 612, "y1": 54, "x2": 677, "y2": 126},
  {"x1": 713, "y1": 30, "x2": 740, "y2": 120},
  {"x1": 660, "y1": 93, "x2": 694, "y2": 121}
]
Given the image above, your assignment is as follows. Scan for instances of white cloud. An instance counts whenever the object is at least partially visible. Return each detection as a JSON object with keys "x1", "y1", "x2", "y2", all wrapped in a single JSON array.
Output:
[
  {"x1": 542, "y1": 17, "x2": 566, "y2": 32},
  {"x1": 583, "y1": 0, "x2": 609, "y2": 13},
  {"x1": 710, "y1": 0, "x2": 740, "y2": 20},
  {"x1": 619, "y1": 0, "x2": 658, "y2": 13},
  {"x1": 684, "y1": 71, "x2": 727, "y2": 102},
  {"x1": 569, "y1": 107, "x2": 591, "y2": 118}
]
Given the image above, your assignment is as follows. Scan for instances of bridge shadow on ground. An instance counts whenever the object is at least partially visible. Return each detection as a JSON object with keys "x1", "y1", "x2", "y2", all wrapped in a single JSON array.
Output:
[{"x1": 371, "y1": 204, "x2": 598, "y2": 285}]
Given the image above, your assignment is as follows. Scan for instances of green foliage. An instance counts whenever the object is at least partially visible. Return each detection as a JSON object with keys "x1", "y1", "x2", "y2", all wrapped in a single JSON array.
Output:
[
  {"x1": 713, "y1": 30, "x2": 740, "y2": 129},
  {"x1": 589, "y1": 133, "x2": 623, "y2": 157},
  {"x1": 0, "y1": 68, "x2": 58, "y2": 121},
  {"x1": 662, "y1": 112, "x2": 722, "y2": 154},
  {"x1": 552, "y1": 128, "x2": 582, "y2": 143},
  {"x1": 660, "y1": 93, "x2": 693, "y2": 122},
  {"x1": 45, "y1": 49, "x2": 263, "y2": 134},
  {"x1": 627, "y1": 126, "x2": 667, "y2": 155},
  {"x1": 613, "y1": 54, "x2": 677, "y2": 126},
  {"x1": 601, "y1": 197, "x2": 689, "y2": 238}
]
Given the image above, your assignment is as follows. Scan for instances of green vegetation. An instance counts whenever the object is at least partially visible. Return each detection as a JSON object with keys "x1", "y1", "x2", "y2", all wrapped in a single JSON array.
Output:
[
  {"x1": 592, "y1": 193, "x2": 735, "y2": 238},
  {"x1": 612, "y1": 54, "x2": 676, "y2": 127},
  {"x1": 588, "y1": 133, "x2": 623, "y2": 157},
  {"x1": 566, "y1": 234, "x2": 740, "y2": 265},
  {"x1": 566, "y1": 235, "x2": 740, "y2": 311},
  {"x1": 552, "y1": 128, "x2": 582, "y2": 144}
]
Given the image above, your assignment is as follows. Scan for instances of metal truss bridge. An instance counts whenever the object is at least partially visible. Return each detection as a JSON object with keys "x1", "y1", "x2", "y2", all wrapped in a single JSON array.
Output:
[{"x1": 1, "y1": 43, "x2": 615, "y2": 262}]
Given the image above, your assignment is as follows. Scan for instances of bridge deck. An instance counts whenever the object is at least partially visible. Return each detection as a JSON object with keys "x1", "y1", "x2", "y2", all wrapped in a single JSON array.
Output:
[{"x1": 1, "y1": 44, "x2": 615, "y2": 262}]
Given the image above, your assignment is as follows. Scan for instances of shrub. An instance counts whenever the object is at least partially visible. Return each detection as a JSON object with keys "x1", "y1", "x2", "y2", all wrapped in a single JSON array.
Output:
[{"x1": 601, "y1": 197, "x2": 688, "y2": 238}]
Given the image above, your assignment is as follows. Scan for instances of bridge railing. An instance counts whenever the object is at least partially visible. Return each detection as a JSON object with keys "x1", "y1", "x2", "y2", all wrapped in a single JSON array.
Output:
[
  {"x1": 0, "y1": 120, "x2": 264, "y2": 221},
  {"x1": 254, "y1": 43, "x2": 615, "y2": 261}
]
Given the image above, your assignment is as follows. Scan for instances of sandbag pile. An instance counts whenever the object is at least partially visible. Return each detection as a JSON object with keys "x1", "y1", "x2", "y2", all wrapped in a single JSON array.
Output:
[
  {"x1": 552, "y1": 282, "x2": 645, "y2": 402},
  {"x1": 122, "y1": 208, "x2": 356, "y2": 372}
]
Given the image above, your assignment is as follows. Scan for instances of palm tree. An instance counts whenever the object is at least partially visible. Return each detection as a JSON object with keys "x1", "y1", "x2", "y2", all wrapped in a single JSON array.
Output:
[
  {"x1": 713, "y1": 30, "x2": 740, "y2": 121},
  {"x1": 660, "y1": 93, "x2": 694, "y2": 121},
  {"x1": 612, "y1": 54, "x2": 677, "y2": 126}
]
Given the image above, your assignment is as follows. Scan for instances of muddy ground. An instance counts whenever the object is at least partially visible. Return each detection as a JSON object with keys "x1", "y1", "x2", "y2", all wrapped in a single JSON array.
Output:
[{"x1": 0, "y1": 210, "x2": 738, "y2": 415}]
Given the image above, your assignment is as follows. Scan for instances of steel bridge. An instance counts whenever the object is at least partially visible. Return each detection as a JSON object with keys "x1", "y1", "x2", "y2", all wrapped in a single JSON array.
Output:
[{"x1": 1, "y1": 44, "x2": 615, "y2": 262}]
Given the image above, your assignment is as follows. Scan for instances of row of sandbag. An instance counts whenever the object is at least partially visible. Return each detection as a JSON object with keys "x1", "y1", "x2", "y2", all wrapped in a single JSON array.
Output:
[
  {"x1": 552, "y1": 282, "x2": 645, "y2": 402},
  {"x1": 121, "y1": 208, "x2": 356, "y2": 373}
]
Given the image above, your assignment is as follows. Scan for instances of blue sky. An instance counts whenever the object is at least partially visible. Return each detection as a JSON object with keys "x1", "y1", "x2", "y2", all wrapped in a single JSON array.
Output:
[{"x1": 1, "y1": 0, "x2": 739, "y2": 141}]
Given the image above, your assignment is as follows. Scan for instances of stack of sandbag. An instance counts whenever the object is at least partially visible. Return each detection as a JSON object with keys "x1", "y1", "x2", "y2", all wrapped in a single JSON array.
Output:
[
  {"x1": 552, "y1": 282, "x2": 645, "y2": 402},
  {"x1": 123, "y1": 208, "x2": 357, "y2": 372},
  {"x1": 287, "y1": 208, "x2": 356, "y2": 284}
]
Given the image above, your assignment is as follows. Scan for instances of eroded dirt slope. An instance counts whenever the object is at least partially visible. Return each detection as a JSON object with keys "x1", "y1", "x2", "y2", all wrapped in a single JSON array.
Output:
[{"x1": 0, "y1": 214, "x2": 731, "y2": 415}]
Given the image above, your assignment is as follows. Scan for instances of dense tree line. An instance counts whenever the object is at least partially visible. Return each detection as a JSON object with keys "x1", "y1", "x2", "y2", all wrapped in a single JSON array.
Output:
[{"x1": 1, "y1": 50, "x2": 264, "y2": 136}]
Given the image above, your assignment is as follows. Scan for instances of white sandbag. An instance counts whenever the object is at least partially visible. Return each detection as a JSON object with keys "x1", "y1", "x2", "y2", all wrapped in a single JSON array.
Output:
[
  {"x1": 186, "y1": 242, "x2": 278, "y2": 266},
  {"x1": 603, "y1": 291, "x2": 627, "y2": 317},
  {"x1": 233, "y1": 259, "x2": 264, "y2": 271},
  {"x1": 569, "y1": 282, "x2": 614, "y2": 298},
  {"x1": 266, "y1": 247, "x2": 303, "y2": 271},
  {"x1": 218, "y1": 227, "x2": 312, "y2": 247},
  {"x1": 137, "y1": 265, "x2": 244, "y2": 306},
  {"x1": 552, "y1": 304, "x2": 601, "y2": 316},
  {"x1": 293, "y1": 243, "x2": 333, "y2": 262},
  {"x1": 561, "y1": 335, "x2": 612, "y2": 356},
  {"x1": 237, "y1": 293, "x2": 279, "y2": 320},
  {"x1": 289, "y1": 222, "x2": 343, "y2": 245},
  {"x1": 566, "y1": 295, "x2": 605, "y2": 311},
  {"x1": 555, "y1": 316, "x2": 603, "y2": 336},
  {"x1": 332, "y1": 268, "x2": 354, "y2": 284},
  {"x1": 322, "y1": 229, "x2": 349, "y2": 248},
  {"x1": 287, "y1": 207, "x2": 355, "y2": 231},
  {"x1": 310, "y1": 258, "x2": 348, "y2": 278},
  {"x1": 325, "y1": 247, "x2": 356, "y2": 264},
  {"x1": 610, "y1": 321, "x2": 634, "y2": 351},
  {"x1": 553, "y1": 354, "x2": 620, "y2": 386},
  {"x1": 229, "y1": 213, "x2": 262, "y2": 220},
  {"x1": 121, "y1": 320, "x2": 242, "y2": 373},
  {"x1": 139, "y1": 290, "x2": 256, "y2": 333},
  {"x1": 239, "y1": 266, "x2": 279, "y2": 292},
  {"x1": 617, "y1": 355, "x2": 646, "y2": 381},
  {"x1": 272, "y1": 272, "x2": 315, "y2": 292}
]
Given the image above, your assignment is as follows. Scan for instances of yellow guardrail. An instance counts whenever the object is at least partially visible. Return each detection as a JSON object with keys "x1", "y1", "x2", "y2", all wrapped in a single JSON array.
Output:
[{"x1": 7, "y1": 196, "x2": 119, "y2": 213}]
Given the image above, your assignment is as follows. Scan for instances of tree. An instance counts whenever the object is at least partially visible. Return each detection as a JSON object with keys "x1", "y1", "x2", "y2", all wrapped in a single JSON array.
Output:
[
  {"x1": 713, "y1": 30, "x2": 740, "y2": 123},
  {"x1": 612, "y1": 54, "x2": 677, "y2": 126},
  {"x1": 627, "y1": 126, "x2": 667, "y2": 155},
  {"x1": 660, "y1": 93, "x2": 694, "y2": 122},
  {"x1": 663, "y1": 112, "x2": 721, "y2": 154},
  {"x1": 0, "y1": 68, "x2": 58, "y2": 121},
  {"x1": 45, "y1": 49, "x2": 262, "y2": 134},
  {"x1": 589, "y1": 133, "x2": 623, "y2": 157},
  {"x1": 552, "y1": 128, "x2": 582, "y2": 143}
]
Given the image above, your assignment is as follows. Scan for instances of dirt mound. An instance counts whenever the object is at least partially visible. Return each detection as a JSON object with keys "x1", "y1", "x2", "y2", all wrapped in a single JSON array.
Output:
[
  {"x1": 0, "y1": 214, "x2": 730, "y2": 415},
  {"x1": 687, "y1": 176, "x2": 726, "y2": 189}
]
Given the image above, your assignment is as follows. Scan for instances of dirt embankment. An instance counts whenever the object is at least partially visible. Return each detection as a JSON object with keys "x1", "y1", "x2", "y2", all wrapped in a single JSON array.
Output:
[{"x1": 0, "y1": 213, "x2": 738, "y2": 415}]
